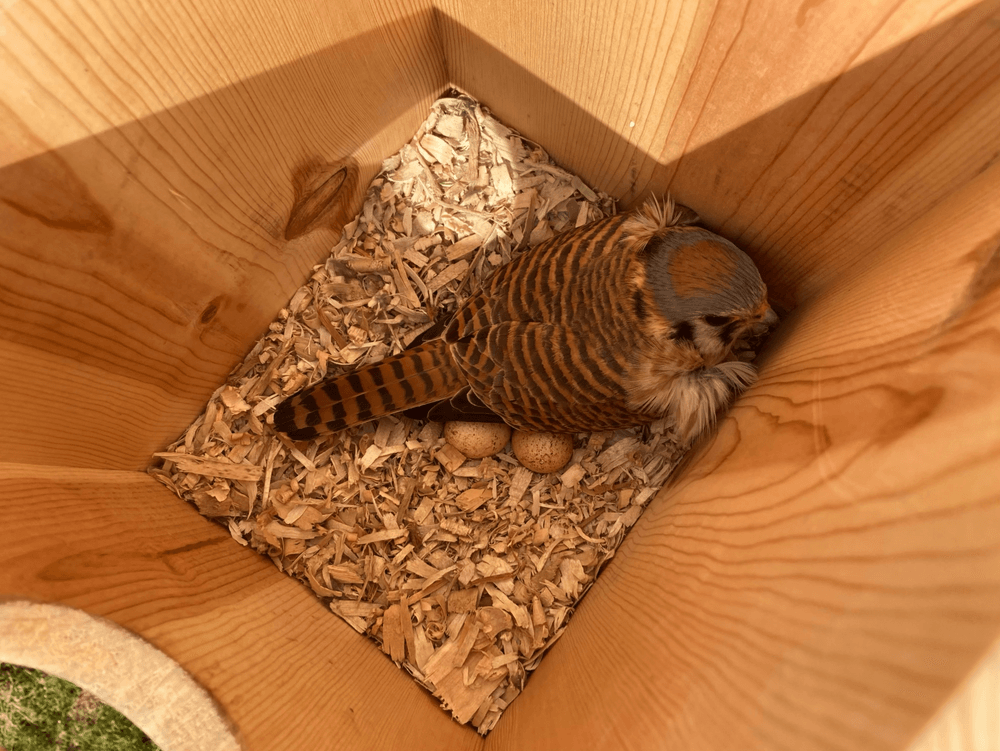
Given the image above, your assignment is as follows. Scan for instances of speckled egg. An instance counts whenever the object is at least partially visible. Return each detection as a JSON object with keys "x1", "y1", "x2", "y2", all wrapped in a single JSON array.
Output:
[
  {"x1": 512, "y1": 430, "x2": 574, "y2": 473},
  {"x1": 444, "y1": 421, "x2": 511, "y2": 459}
]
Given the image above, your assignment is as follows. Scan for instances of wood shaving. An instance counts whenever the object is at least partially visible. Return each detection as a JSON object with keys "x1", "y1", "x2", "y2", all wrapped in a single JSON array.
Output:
[{"x1": 150, "y1": 91, "x2": 689, "y2": 734}]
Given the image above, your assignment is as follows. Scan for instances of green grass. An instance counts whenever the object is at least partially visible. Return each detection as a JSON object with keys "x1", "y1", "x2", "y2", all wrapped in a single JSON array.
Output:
[{"x1": 0, "y1": 663, "x2": 160, "y2": 751}]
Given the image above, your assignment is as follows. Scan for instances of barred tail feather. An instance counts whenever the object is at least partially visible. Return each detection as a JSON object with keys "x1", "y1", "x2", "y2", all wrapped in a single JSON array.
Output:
[{"x1": 272, "y1": 340, "x2": 464, "y2": 441}]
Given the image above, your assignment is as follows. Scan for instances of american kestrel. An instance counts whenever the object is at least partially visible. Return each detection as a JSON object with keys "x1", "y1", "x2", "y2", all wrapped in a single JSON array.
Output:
[{"x1": 274, "y1": 197, "x2": 777, "y2": 442}]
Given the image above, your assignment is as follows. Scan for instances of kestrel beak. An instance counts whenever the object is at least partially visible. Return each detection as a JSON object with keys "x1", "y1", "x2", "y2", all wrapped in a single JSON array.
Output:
[{"x1": 749, "y1": 305, "x2": 779, "y2": 336}]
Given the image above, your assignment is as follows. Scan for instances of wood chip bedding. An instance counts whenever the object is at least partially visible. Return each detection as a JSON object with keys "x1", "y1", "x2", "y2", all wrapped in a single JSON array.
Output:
[{"x1": 151, "y1": 92, "x2": 690, "y2": 733}]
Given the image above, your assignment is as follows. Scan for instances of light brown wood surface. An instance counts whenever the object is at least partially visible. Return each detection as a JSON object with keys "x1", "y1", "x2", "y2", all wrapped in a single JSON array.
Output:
[
  {"x1": 908, "y1": 635, "x2": 1000, "y2": 751},
  {"x1": 5, "y1": 0, "x2": 998, "y2": 468},
  {"x1": 0, "y1": 0, "x2": 445, "y2": 469},
  {"x1": 438, "y1": 0, "x2": 1000, "y2": 309},
  {"x1": 489, "y1": 161, "x2": 1000, "y2": 750},
  {"x1": 2, "y1": 0, "x2": 999, "y2": 748},
  {"x1": 0, "y1": 462, "x2": 481, "y2": 751}
]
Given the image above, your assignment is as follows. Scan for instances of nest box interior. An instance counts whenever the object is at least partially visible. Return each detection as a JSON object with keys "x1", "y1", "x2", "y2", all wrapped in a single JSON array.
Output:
[{"x1": 1, "y1": 1, "x2": 999, "y2": 750}]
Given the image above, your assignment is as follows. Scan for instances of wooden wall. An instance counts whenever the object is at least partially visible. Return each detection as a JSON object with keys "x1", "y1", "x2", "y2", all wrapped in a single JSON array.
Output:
[
  {"x1": 459, "y1": 1, "x2": 1000, "y2": 745},
  {"x1": 908, "y1": 635, "x2": 1000, "y2": 751},
  {"x1": 438, "y1": 0, "x2": 1000, "y2": 309},
  {"x1": 0, "y1": 462, "x2": 482, "y2": 751},
  {"x1": 1, "y1": 0, "x2": 998, "y2": 749},
  {"x1": 0, "y1": 0, "x2": 446, "y2": 469},
  {"x1": 492, "y1": 156, "x2": 1000, "y2": 751},
  {"x1": 438, "y1": 0, "x2": 1000, "y2": 747}
]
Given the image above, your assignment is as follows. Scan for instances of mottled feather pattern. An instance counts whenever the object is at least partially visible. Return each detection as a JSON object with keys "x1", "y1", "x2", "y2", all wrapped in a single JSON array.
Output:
[
  {"x1": 627, "y1": 340, "x2": 759, "y2": 438},
  {"x1": 273, "y1": 197, "x2": 775, "y2": 443}
]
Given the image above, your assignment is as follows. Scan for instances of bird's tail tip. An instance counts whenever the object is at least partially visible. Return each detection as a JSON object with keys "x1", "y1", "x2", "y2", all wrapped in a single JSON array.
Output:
[
  {"x1": 269, "y1": 339, "x2": 464, "y2": 441},
  {"x1": 272, "y1": 398, "x2": 324, "y2": 441}
]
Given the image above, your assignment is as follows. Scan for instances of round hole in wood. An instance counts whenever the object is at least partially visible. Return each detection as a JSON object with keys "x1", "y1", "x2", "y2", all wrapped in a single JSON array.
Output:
[{"x1": 0, "y1": 600, "x2": 242, "y2": 751}]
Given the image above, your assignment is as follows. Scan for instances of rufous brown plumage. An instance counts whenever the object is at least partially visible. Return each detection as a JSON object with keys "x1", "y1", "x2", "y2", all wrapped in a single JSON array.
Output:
[{"x1": 273, "y1": 197, "x2": 776, "y2": 442}]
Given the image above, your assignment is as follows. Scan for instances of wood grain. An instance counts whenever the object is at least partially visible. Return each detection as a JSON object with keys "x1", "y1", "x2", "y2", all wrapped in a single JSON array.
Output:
[
  {"x1": 3, "y1": 0, "x2": 1000, "y2": 748},
  {"x1": 438, "y1": 0, "x2": 1000, "y2": 310},
  {"x1": 907, "y1": 635, "x2": 1000, "y2": 751},
  {"x1": 0, "y1": 0, "x2": 446, "y2": 469},
  {"x1": 5, "y1": 0, "x2": 997, "y2": 465},
  {"x1": 489, "y1": 160, "x2": 1000, "y2": 751},
  {"x1": 0, "y1": 463, "x2": 481, "y2": 751}
]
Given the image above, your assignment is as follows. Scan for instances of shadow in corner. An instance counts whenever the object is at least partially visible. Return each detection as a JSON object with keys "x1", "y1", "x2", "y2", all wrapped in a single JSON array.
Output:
[
  {"x1": 0, "y1": 2, "x2": 997, "y2": 456},
  {"x1": 434, "y1": 3, "x2": 1000, "y2": 314},
  {"x1": 0, "y1": 10, "x2": 449, "y2": 465}
]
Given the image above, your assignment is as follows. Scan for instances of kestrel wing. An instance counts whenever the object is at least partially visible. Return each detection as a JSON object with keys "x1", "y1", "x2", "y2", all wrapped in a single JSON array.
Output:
[
  {"x1": 403, "y1": 387, "x2": 504, "y2": 424},
  {"x1": 451, "y1": 321, "x2": 647, "y2": 433}
]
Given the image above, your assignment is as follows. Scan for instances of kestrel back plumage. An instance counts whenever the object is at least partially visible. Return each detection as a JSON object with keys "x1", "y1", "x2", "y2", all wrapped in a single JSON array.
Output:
[{"x1": 273, "y1": 197, "x2": 776, "y2": 442}]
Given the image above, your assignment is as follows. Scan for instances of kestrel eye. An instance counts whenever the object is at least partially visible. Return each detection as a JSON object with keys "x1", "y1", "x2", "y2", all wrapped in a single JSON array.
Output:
[{"x1": 704, "y1": 315, "x2": 731, "y2": 327}]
